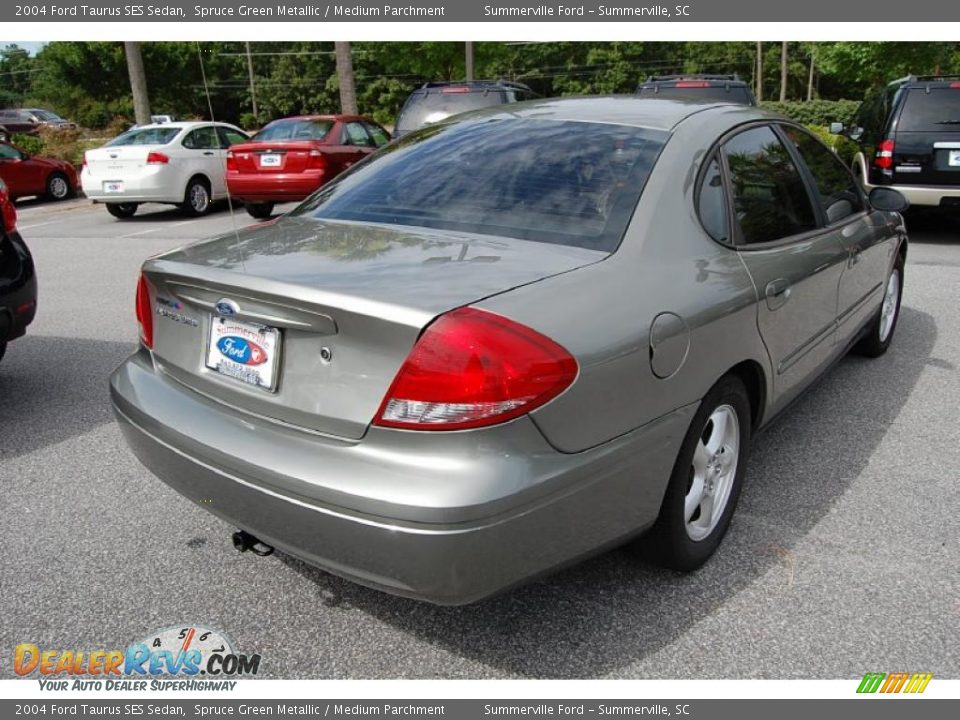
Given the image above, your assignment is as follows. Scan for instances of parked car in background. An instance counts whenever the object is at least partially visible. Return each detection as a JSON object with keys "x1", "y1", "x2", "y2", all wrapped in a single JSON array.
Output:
[
  {"x1": 835, "y1": 74, "x2": 960, "y2": 208},
  {"x1": 0, "y1": 108, "x2": 77, "y2": 134},
  {"x1": 81, "y1": 121, "x2": 249, "y2": 218},
  {"x1": 111, "y1": 97, "x2": 908, "y2": 605},
  {"x1": 637, "y1": 75, "x2": 757, "y2": 105},
  {"x1": 225, "y1": 115, "x2": 391, "y2": 219},
  {"x1": 393, "y1": 80, "x2": 537, "y2": 138},
  {"x1": 0, "y1": 177, "x2": 37, "y2": 366},
  {"x1": 0, "y1": 140, "x2": 78, "y2": 201}
]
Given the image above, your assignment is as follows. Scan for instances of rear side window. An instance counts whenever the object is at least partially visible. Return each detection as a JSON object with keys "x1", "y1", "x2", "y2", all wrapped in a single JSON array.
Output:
[
  {"x1": 292, "y1": 118, "x2": 667, "y2": 253},
  {"x1": 897, "y1": 88, "x2": 960, "y2": 132},
  {"x1": 107, "y1": 127, "x2": 180, "y2": 146},
  {"x1": 395, "y1": 89, "x2": 507, "y2": 136},
  {"x1": 698, "y1": 156, "x2": 729, "y2": 242},
  {"x1": 781, "y1": 126, "x2": 863, "y2": 224},
  {"x1": 364, "y1": 122, "x2": 390, "y2": 147},
  {"x1": 343, "y1": 122, "x2": 373, "y2": 147},
  {"x1": 254, "y1": 119, "x2": 333, "y2": 142},
  {"x1": 722, "y1": 125, "x2": 817, "y2": 245},
  {"x1": 182, "y1": 126, "x2": 219, "y2": 150}
]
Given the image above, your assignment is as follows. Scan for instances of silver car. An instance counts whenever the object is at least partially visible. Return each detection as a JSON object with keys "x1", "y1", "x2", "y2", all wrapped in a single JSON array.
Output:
[{"x1": 110, "y1": 97, "x2": 908, "y2": 604}]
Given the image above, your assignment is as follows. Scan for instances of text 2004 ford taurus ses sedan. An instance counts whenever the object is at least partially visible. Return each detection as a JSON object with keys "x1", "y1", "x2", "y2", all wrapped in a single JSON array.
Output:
[{"x1": 110, "y1": 97, "x2": 908, "y2": 604}]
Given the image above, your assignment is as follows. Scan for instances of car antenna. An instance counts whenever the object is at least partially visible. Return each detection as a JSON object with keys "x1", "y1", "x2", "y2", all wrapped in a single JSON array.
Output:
[{"x1": 196, "y1": 41, "x2": 247, "y2": 273}]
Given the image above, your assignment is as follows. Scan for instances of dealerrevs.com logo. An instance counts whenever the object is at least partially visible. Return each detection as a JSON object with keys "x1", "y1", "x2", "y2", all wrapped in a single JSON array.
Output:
[{"x1": 14, "y1": 625, "x2": 262, "y2": 691}]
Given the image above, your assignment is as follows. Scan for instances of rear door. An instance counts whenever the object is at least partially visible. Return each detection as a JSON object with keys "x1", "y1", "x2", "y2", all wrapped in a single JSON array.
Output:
[
  {"x1": 722, "y1": 124, "x2": 849, "y2": 412},
  {"x1": 182, "y1": 125, "x2": 226, "y2": 197},
  {"x1": 341, "y1": 121, "x2": 377, "y2": 168},
  {"x1": 890, "y1": 86, "x2": 960, "y2": 188}
]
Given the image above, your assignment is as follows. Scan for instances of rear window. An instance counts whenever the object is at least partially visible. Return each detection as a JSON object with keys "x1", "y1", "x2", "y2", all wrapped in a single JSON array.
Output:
[
  {"x1": 897, "y1": 88, "x2": 960, "y2": 131},
  {"x1": 638, "y1": 86, "x2": 754, "y2": 105},
  {"x1": 291, "y1": 118, "x2": 667, "y2": 252},
  {"x1": 254, "y1": 119, "x2": 333, "y2": 142},
  {"x1": 395, "y1": 89, "x2": 508, "y2": 135},
  {"x1": 107, "y1": 127, "x2": 180, "y2": 146}
]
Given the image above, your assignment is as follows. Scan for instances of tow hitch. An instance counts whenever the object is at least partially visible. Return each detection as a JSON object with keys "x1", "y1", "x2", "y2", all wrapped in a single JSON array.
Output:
[{"x1": 232, "y1": 530, "x2": 274, "y2": 557}]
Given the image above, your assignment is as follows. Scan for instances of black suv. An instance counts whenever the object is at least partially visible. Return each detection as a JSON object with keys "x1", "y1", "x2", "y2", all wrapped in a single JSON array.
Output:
[
  {"x1": 838, "y1": 75, "x2": 960, "y2": 208},
  {"x1": 636, "y1": 74, "x2": 756, "y2": 105},
  {"x1": 393, "y1": 80, "x2": 537, "y2": 138}
]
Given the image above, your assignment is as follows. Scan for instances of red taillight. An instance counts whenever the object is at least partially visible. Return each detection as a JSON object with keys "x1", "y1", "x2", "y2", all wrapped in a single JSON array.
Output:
[
  {"x1": 226, "y1": 150, "x2": 237, "y2": 172},
  {"x1": 874, "y1": 139, "x2": 895, "y2": 170},
  {"x1": 307, "y1": 149, "x2": 327, "y2": 170},
  {"x1": 374, "y1": 307, "x2": 578, "y2": 431},
  {"x1": 81, "y1": 152, "x2": 88, "y2": 171},
  {"x1": 441, "y1": 86, "x2": 471, "y2": 94},
  {"x1": 950, "y1": 82, "x2": 960, "y2": 89},
  {"x1": 146, "y1": 152, "x2": 169, "y2": 165},
  {"x1": 135, "y1": 274, "x2": 154, "y2": 349},
  {"x1": 675, "y1": 81, "x2": 711, "y2": 88}
]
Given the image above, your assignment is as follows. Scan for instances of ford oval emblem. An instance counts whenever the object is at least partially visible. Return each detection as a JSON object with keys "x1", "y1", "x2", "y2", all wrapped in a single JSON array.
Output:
[
  {"x1": 216, "y1": 336, "x2": 267, "y2": 366},
  {"x1": 214, "y1": 299, "x2": 239, "y2": 317}
]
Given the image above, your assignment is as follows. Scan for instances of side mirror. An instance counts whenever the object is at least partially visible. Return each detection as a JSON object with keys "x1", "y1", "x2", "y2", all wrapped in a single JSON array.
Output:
[
  {"x1": 847, "y1": 126, "x2": 865, "y2": 142},
  {"x1": 869, "y1": 187, "x2": 909, "y2": 213},
  {"x1": 829, "y1": 122, "x2": 845, "y2": 135}
]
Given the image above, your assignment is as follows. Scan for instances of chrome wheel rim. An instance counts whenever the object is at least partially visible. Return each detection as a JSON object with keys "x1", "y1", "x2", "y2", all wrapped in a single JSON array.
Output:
[
  {"x1": 49, "y1": 176, "x2": 69, "y2": 199},
  {"x1": 190, "y1": 184, "x2": 209, "y2": 213},
  {"x1": 879, "y1": 270, "x2": 900, "y2": 343},
  {"x1": 685, "y1": 404, "x2": 740, "y2": 542}
]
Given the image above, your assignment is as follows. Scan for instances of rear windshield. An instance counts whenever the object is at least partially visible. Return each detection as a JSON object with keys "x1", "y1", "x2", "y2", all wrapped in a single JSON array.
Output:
[
  {"x1": 638, "y1": 85, "x2": 754, "y2": 105},
  {"x1": 395, "y1": 89, "x2": 508, "y2": 135},
  {"x1": 106, "y1": 127, "x2": 180, "y2": 146},
  {"x1": 291, "y1": 118, "x2": 667, "y2": 252},
  {"x1": 897, "y1": 88, "x2": 960, "y2": 131},
  {"x1": 254, "y1": 119, "x2": 334, "y2": 142}
]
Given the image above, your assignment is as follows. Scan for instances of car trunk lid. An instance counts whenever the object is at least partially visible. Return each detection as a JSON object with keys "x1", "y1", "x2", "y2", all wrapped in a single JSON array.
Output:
[
  {"x1": 228, "y1": 141, "x2": 320, "y2": 175},
  {"x1": 84, "y1": 145, "x2": 168, "y2": 177},
  {"x1": 142, "y1": 217, "x2": 604, "y2": 440}
]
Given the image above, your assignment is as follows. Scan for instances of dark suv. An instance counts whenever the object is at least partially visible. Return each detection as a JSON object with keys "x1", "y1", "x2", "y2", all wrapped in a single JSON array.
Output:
[
  {"x1": 393, "y1": 80, "x2": 537, "y2": 138},
  {"x1": 636, "y1": 75, "x2": 756, "y2": 105},
  {"x1": 837, "y1": 75, "x2": 960, "y2": 208}
]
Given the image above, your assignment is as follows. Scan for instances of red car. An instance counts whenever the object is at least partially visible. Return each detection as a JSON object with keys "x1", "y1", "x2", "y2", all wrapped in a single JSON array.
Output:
[
  {"x1": 0, "y1": 140, "x2": 78, "y2": 202},
  {"x1": 226, "y1": 115, "x2": 390, "y2": 218}
]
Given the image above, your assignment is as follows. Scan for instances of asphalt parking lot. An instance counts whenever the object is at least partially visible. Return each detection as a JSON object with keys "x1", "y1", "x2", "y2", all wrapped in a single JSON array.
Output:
[{"x1": 1, "y1": 198, "x2": 958, "y2": 679}]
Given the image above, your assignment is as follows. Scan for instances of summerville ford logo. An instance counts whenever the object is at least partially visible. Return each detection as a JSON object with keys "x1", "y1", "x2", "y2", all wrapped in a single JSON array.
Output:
[{"x1": 13, "y1": 625, "x2": 261, "y2": 691}]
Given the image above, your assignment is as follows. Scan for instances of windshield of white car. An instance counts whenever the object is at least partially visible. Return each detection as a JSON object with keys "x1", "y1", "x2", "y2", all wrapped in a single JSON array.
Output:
[{"x1": 106, "y1": 127, "x2": 181, "y2": 146}]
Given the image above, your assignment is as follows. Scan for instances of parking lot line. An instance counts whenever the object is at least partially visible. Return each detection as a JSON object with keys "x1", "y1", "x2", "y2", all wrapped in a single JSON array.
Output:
[{"x1": 17, "y1": 220, "x2": 62, "y2": 230}]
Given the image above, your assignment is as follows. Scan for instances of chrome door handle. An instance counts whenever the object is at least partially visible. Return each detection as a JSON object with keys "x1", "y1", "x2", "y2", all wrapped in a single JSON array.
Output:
[
  {"x1": 849, "y1": 248, "x2": 861, "y2": 267},
  {"x1": 765, "y1": 279, "x2": 792, "y2": 310},
  {"x1": 203, "y1": 151, "x2": 215, "y2": 156}
]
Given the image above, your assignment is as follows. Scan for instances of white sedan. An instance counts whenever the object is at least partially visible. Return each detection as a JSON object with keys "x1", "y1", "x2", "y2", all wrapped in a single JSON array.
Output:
[{"x1": 81, "y1": 121, "x2": 249, "y2": 218}]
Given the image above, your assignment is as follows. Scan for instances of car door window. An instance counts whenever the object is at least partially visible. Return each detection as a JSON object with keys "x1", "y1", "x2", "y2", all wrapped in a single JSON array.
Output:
[
  {"x1": 0, "y1": 144, "x2": 22, "y2": 160},
  {"x1": 218, "y1": 127, "x2": 248, "y2": 148},
  {"x1": 343, "y1": 122, "x2": 373, "y2": 147},
  {"x1": 781, "y1": 125, "x2": 864, "y2": 224},
  {"x1": 183, "y1": 127, "x2": 219, "y2": 150},
  {"x1": 363, "y1": 122, "x2": 390, "y2": 148},
  {"x1": 698, "y1": 156, "x2": 729, "y2": 243},
  {"x1": 722, "y1": 125, "x2": 818, "y2": 245}
]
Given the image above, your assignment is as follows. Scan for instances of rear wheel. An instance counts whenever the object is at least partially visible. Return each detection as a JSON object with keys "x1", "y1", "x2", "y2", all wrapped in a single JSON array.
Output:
[
  {"x1": 180, "y1": 178, "x2": 211, "y2": 217},
  {"x1": 855, "y1": 255, "x2": 904, "y2": 357},
  {"x1": 245, "y1": 202, "x2": 274, "y2": 219},
  {"x1": 46, "y1": 172, "x2": 72, "y2": 201},
  {"x1": 105, "y1": 202, "x2": 139, "y2": 219},
  {"x1": 641, "y1": 375, "x2": 752, "y2": 571}
]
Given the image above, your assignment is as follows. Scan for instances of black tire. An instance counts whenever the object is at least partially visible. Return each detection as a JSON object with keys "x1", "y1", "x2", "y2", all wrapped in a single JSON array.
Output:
[
  {"x1": 245, "y1": 202, "x2": 274, "y2": 220},
  {"x1": 46, "y1": 172, "x2": 73, "y2": 201},
  {"x1": 855, "y1": 254, "x2": 904, "y2": 358},
  {"x1": 641, "y1": 375, "x2": 752, "y2": 571},
  {"x1": 180, "y1": 177, "x2": 212, "y2": 217},
  {"x1": 105, "y1": 202, "x2": 139, "y2": 219},
  {"x1": 0, "y1": 340, "x2": 6, "y2": 365}
]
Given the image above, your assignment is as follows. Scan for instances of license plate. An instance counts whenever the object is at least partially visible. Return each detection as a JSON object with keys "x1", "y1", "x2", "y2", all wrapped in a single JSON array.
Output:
[
  {"x1": 205, "y1": 317, "x2": 281, "y2": 391},
  {"x1": 103, "y1": 181, "x2": 124, "y2": 193},
  {"x1": 950, "y1": 150, "x2": 960, "y2": 167},
  {"x1": 259, "y1": 154, "x2": 281, "y2": 167}
]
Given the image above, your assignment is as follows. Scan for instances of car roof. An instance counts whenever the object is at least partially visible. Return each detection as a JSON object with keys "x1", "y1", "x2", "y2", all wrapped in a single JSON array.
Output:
[
  {"x1": 128, "y1": 121, "x2": 237, "y2": 131},
  {"x1": 458, "y1": 95, "x2": 769, "y2": 132},
  {"x1": 265, "y1": 115, "x2": 363, "y2": 123},
  {"x1": 889, "y1": 74, "x2": 960, "y2": 89}
]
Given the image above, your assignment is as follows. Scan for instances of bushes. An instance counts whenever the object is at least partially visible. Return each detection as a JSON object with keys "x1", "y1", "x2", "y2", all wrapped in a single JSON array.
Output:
[
  {"x1": 10, "y1": 127, "x2": 103, "y2": 169},
  {"x1": 760, "y1": 99, "x2": 861, "y2": 127},
  {"x1": 10, "y1": 133, "x2": 44, "y2": 156}
]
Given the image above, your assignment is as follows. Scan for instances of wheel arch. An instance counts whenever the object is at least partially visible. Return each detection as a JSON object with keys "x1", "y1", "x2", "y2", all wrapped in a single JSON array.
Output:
[{"x1": 725, "y1": 359, "x2": 767, "y2": 432}]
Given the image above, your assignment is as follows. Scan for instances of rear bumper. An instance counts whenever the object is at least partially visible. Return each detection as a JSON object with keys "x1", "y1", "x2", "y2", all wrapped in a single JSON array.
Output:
[
  {"x1": 110, "y1": 349, "x2": 693, "y2": 604},
  {"x1": 863, "y1": 176, "x2": 960, "y2": 207},
  {"x1": 226, "y1": 173, "x2": 326, "y2": 203},
  {"x1": 81, "y1": 166, "x2": 182, "y2": 204}
]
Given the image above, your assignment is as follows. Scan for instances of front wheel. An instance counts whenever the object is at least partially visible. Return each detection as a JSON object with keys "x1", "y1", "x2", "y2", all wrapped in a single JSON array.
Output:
[
  {"x1": 640, "y1": 375, "x2": 752, "y2": 571},
  {"x1": 245, "y1": 202, "x2": 274, "y2": 219},
  {"x1": 180, "y1": 178, "x2": 211, "y2": 217},
  {"x1": 105, "y1": 202, "x2": 138, "y2": 219},
  {"x1": 855, "y1": 256, "x2": 904, "y2": 357},
  {"x1": 46, "y1": 172, "x2": 73, "y2": 201}
]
